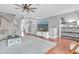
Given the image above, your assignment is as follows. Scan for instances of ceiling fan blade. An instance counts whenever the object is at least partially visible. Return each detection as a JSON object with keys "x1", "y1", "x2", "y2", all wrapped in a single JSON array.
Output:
[
  {"x1": 21, "y1": 4, "x2": 25, "y2": 7},
  {"x1": 27, "y1": 4, "x2": 32, "y2": 7},
  {"x1": 29, "y1": 9, "x2": 35, "y2": 12},
  {"x1": 15, "y1": 4, "x2": 23, "y2": 8},
  {"x1": 30, "y1": 8, "x2": 37, "y2": 9},
  {"x1": 26, "y1": 9, "x2": 30, "y2": 13}
]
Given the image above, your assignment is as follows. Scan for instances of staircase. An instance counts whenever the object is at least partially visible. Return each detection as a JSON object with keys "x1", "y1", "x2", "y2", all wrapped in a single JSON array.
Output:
[
  {"x1": 0, "y1": 12, "x2": 23, "y2": 29},
  {"x1": 0, "y1": 12, "x2": 23, "y2": 40}
]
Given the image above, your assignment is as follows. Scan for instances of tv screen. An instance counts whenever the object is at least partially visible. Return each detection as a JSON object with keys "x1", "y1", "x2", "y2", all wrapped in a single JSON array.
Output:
[{"x1": 37, "y1": 20, "x2": 48, "y2": 31}]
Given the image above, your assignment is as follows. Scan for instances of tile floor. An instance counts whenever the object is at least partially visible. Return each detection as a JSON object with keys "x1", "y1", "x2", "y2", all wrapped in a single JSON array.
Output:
[{"x1": 0, "y1": 35, "x2": 57, "y2": 54}]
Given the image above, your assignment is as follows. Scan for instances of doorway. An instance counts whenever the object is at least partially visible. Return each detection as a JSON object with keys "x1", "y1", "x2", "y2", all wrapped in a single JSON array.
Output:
[{"x1": 21, "y1": 20, "x2": 38, "y2": 36}]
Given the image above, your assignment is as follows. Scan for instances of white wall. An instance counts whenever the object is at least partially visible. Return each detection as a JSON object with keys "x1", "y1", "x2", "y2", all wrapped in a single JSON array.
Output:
[
  {"x1": 47, "y1": 10, "x2": 79, "y2": 39},
  {"x1": 44, "y1": 16, "x2": 60, "y2": 38}
]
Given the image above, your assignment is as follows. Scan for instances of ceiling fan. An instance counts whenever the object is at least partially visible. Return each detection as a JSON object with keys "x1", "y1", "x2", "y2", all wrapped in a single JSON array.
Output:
[{"x1": 15, "y1": 4, "x2": 37, "y2": 13}]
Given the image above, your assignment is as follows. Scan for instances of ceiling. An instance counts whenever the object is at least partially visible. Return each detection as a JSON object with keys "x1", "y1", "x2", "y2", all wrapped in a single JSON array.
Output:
[{"x1": 0, "y1": 4, "x2": 79, "y2": 19}]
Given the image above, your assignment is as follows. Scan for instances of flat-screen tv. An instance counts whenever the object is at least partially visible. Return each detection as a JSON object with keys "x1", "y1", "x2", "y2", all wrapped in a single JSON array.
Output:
[{"x1": 37, "y1": 20, "x2": 48, "y2": 31}]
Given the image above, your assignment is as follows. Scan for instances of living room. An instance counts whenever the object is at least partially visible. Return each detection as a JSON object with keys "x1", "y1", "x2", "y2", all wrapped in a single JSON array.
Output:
[{"x1": 0, "y1": 4, "x2": 79, "y2": 54}]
